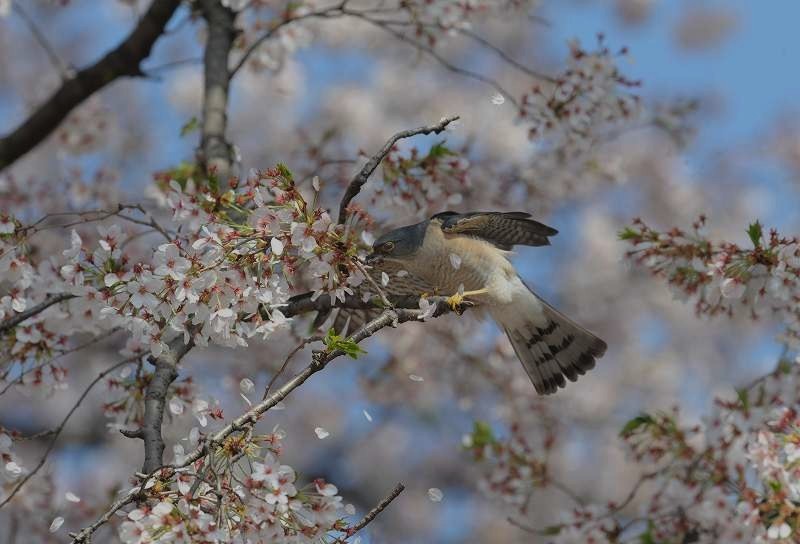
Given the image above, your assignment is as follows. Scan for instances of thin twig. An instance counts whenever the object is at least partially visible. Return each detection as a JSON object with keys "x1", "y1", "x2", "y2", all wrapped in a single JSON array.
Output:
[
  {"x1": 12, "y1": 1, "x2": 73, "y2": 79},
  {"x1": 336, "y1": 483, "x2": 405, "y2": 542},
  {"x1": 262, "y1": 336, "x2": 320, "y2": 400},
  {"x1": 0, "y1": 330, "x2": 120, "y2": 396},
  {"x1": 456, "y1": 27, "x2": 555, "y2": 83},
  {"x1": 0, "y1": 293, "x2": 74, "y2": 336},
  {"x1": 229, "y1": 3, "x2": 348, "y2": 77},
  {"x1": 346, "y1": 11, "x2": 521, "y2": 110},
  {"x1": 337, "y1": 115, "x2": 459, "y2": 223},
  {"x1": 0, "y1": 356, "x2": 137, "y2": 510}
]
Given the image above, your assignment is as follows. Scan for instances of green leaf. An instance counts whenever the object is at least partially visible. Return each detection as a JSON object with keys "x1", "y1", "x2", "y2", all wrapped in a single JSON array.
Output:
[
  {"x1": 425, "y1": 141, "x2": 455, "y2": 160},
  {"x1": 471, "y1": 420, "x2": 496, "y2": 448},
  {"x1": 324, "y1": 328, "x2": 367, "y2": 359},
  {"x1": 639, "y1": 521, "x2": 656, "y2": 544},
  {"x1": 542, "y1": 525, "x2": 562, "y2": 536},
  {"x1": 276, "y1": 163, "x2": 294, "y2": 181},
  {"x1": 735, "y1": 387, "x2": 749, "y2": 410},
  {"x1": 747, "y1": 221, "x2": 763, "y2": 248},
  {"x1": 618, "y1": 226, "x2": 639, "y2": 241},
  {"x1": 165, "y1": 162, "x2": 198, "y2": 188},
  {"x1": 620, "y1": 413, "x2": 654, "y2": 436},
  {"x1": 777, "y1": 358, "x2": 792, "y2": 375},
  {"x1": 180, "y1": 116, "x2": 199, "y2": 137}
]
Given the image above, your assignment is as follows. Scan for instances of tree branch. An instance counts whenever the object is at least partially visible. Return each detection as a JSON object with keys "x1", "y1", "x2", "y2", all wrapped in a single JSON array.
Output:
[
  {"x1": 197, "y1": 0, "x2": 237, "y2": 180},
  {"x1": 0, "y1": 356, "x2": 137, "y2": 510},
  {"x1": 337, "y1": 483, "x2": 405, "y2": 542},
  {"x1": 179, "y1": 299, "x2": 464, "y2": 467},
  {"x1": 346, "y1": 11, "x2": 522, "y2": 110},
  {"x1": 71, "y1": 299, "x2": 463, "y2": 540},
  {"x1": 337, "y1": 115, "x2": 460, "y2": 224},
  {"x1": 137, "y1": 336, "x2": 194, "y2": 473},
  {"x1": 0, "y1": 0, "x2": 181, "y2": 170},
  {"x1": 0, "y1": 293, "x2": 75, "y2": 336},
  {"x1": 228, "y1": 3, "x2": 349, "y2": 77},
  {"x1": 282, "y1": 291, "x2": 432, "y2": 317},
  {"x1": 12, "y1": 0, "x2": 73, "y2": 80}
]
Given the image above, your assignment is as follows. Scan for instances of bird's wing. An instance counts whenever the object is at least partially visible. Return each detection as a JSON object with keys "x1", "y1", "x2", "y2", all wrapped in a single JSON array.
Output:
[
  {"x1": 433, "y1": 211, "x2": 557, "y2": 250},
  {"x1": 325, "y1": 261, "x2": 436, "y2": 336}
]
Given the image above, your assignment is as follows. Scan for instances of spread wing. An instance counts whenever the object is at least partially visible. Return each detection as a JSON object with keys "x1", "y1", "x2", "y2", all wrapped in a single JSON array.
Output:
[
  {"x1": 433, "y1": 211, "x2": 557, "y2": 250},
  {"x1": 317, "y1": 261, "x2": 436, "y2": 336}
]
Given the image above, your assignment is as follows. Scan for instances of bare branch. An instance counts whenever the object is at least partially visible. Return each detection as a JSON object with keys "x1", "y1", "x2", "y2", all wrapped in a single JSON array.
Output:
[
  {"x1": 0, "y1": 356, "x2": 138, "y2": 510},
  {"x1": 337, "y1": 483, "x2": 405, "y2": 542},
  {"x1": 346, "y1": 11, "x2": 522, "y2": 110},
  {"x1": 337, "y1": 116, "x2": 460, "y2": 224},
  {"x1": 0, "y1": 330, "x2": 121, "y2": 396},
  {"x1": 262, "y1": 336, "x2": 321, "y2": 400},
  {"x1": 455, "y1": 27, "x2": 556, "y2": 84},
  {"x1": 0, "y1": 0, "x2": 182, "y2": 170},
  {"x1": 0, "y1": 293, "x2": 74, "y2": 336},
  {"x1": 133, "y1": 336, "x2": 195, "y2": 473},
  {"x1": 229, "y1": 3, "x2": 349, "y2": 77},
  {"x1": 282, "y1": 291, "x2": 441, "y2": 317},
  {"x1": 70, "y1": 487, "x2": 140, "y2": 543},
  {"x1": 178, "y1": 298, "x2": 465, "y2": 468},
  {"x1": 197, "y1": 0, "x2": 237, "y2": 180},
  {"x1": 12, "y1": 1, "x2": 73, "y2": 79}
]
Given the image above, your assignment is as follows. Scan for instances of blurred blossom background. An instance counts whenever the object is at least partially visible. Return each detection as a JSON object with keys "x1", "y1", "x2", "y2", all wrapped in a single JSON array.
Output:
[{"x1": 2, "y1": 0, "x2": 800, "y2": 542}]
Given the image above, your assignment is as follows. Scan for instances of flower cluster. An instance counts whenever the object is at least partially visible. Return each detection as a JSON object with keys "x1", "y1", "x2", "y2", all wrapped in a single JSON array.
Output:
[
  {"x1": 518, "y1": 37, "x2": 641, "y2": 155},
  {"x1": 119, "y1": 427, "x2": 353, "y2": 543},
  {"x1": 621, "y1": 217, "x2": 800, "y2": 343},
  {"x1": 54, "y1": 97, "x2": 111, "y2": 156},
  {"x1": 59, "y1": 166, "x2": 369, "y2": 359},
  {"x1": 463, "y1": 397, "x2": 559, "y2": 510},
  {"x1": 365, "y1": 142, "x2": 470, "y2": 217},
  {"x1": 469, "y1": 361, "x2": 800, "y2": 543},
  {"x1": 0, "y1": 163, "x2": 373, "y2": 422},
  {"x1": 400, "y1": 0, "x2": 538, "y2": 37}
]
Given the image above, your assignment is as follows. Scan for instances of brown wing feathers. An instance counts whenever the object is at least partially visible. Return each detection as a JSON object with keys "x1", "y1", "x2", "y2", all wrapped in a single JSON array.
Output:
[{"x1": 433, "y1": 211, "x2": 558, "y2": 250}]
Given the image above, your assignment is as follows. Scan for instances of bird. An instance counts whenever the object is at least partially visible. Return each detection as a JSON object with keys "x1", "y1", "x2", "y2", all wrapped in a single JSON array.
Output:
[{"x1": 351, "y1": 210, "x2": 607, "y2": 396}]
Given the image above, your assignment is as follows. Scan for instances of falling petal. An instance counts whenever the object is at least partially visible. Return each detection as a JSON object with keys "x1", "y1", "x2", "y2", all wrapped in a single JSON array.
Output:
[
  {"x1": 427, "y1": 487, "x2": 444, "y2": 502},
  {"x1": 239, "y1": 378, "x2": 254, "y2": 394},
  {"x1": 49, "y1": 517, "x2": 64, "y2": 533}
]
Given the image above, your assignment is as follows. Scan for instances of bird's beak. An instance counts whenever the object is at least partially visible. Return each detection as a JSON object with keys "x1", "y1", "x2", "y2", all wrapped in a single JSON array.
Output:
[{"x1": 364, "y1": 252, "x2": 382, "y2": 266}]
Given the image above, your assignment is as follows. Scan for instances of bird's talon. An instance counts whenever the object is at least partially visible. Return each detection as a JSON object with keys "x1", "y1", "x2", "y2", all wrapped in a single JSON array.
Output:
[{"x1": 446, "y1": 293, "x2": 465, "y2": 311}]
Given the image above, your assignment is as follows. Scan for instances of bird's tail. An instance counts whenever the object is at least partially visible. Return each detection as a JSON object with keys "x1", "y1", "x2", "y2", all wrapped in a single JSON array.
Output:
[{"x1": 492, "y1": 284, "x2": 606, "y2": 395}]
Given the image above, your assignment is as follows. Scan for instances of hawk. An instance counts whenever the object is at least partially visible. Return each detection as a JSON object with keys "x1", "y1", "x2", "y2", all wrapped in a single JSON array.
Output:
[{"x1": 334, "y1": 211, "x2": 607, "y2": 395}]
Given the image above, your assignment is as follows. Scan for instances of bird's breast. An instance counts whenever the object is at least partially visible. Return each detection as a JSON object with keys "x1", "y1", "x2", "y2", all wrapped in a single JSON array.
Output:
[{"x1": 405, "y1": 224, "x2": 517, "y2": 303}]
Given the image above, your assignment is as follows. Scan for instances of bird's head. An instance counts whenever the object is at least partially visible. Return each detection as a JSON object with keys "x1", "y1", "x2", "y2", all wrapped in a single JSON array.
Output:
[{"x1": 365, "y1": 220, "x2": 428, "y2": 266}]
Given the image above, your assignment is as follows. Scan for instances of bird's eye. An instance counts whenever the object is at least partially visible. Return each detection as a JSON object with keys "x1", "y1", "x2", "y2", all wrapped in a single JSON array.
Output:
[{"x1": 381, "y1": 241, "x2": 395, "y2": 253}]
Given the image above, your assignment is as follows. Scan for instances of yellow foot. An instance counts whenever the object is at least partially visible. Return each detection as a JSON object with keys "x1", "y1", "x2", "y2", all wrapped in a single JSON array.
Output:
[
  {"x1": 446, "y1": 292, "x2": 464, "y2": 310},
  {"x1": 446, "y1": 288, "x2": 489, "y2": 313}
]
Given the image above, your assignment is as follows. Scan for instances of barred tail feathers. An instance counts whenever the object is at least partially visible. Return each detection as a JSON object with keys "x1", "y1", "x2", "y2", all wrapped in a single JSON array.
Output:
[{"x1": 493, "y1": 286, "x2": 606, "y2": 395}]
